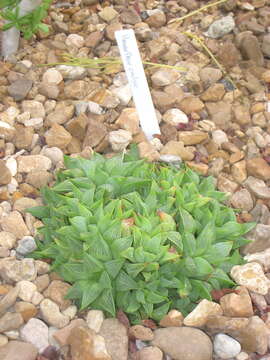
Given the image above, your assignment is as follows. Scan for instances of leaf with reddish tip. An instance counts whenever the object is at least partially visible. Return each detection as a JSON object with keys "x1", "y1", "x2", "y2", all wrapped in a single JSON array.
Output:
[
  {"x1": 142, "y1": 318, "x2": 158, "y2": 329},
  {"x1": 117, "y1": 309, "x2": 130, "y2": 330}
]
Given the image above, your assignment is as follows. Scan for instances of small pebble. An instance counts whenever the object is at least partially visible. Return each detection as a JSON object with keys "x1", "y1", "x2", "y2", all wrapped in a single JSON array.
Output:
[
  {"x1": 159, "y1": 154, "x2": 182, "y2": 163},
  {"x1": 205, "y1": 15, "x2": 235, "y2": 38},
  {"x1": 214, "y1": 333, "x2": 241, "y2": 359},
  {"x1": 16, "y1": 236, "x2": 37, "y2": 255}
]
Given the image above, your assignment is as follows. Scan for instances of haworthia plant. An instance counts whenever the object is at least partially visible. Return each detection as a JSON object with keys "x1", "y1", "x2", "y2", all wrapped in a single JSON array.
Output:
[{"x1": 27, "y1": 146, "x2": 255, "y2": 323}]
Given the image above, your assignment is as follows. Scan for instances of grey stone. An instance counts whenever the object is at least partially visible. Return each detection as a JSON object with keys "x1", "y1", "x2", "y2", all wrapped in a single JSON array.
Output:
[
  {"x1": 7, "y1": 79, "x2": 33, "y2": 101},
  {"x1": 205, "y1": 16, "x2": 235, "y2": 38},
  {"x1": 16, "y1": 236, "x2": 37, "y2": 255}
]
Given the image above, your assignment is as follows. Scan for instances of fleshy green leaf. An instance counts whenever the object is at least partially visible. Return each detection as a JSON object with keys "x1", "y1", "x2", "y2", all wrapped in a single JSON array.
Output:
[
  {"x1": 81, "y1": 282, "x2": 103, "y2": 309},
  {"x1": 120, "y1": 247, "x2": 135, "y2": 262},
  {"x1": 216, "y1": 221, "x2": 256, "y2": 240},
  {"x1": 179, "y1": 208, "x2": 196, "y2": 234},
  {"x1": 111, "y1": 236, "x2": 133, "y2": 258},
  {"x1": 193, "y1": 257, "x2": 214, "y2": 276},
  {"x1": 70, "y1": 216, "x2": 88, "y2": 233},
  {"x1": 210, "y1": 268, "x2": 235, "y2": 287},
  {"x1": 183, "y1": 257, "x2": 197, "y2": 275},
  {"x1": 26, "y1": 206, "x2": 50, "y2": 219},
  {"x1": 195, "y1": 221, "x2": 215, "y2": 256},
  {"x1": 142, "y1": 302, "x2": 154, "y2": 316},
  {"x1": 99, "y1": 271, "x2": 112, "y2": 289},
  {"x1": 143, "y1": 234, "x2": 162, "y2": 254},
  {"x1": 167, "y1": 231, "x2": 183, "y2": 252},
  {"x1": 134, "y1": 247, "x2": 145, "y2": 263},
  {"x1": 104, "y1": 259, "x2": 124, "y2": 279},
  {"x1": 83, "y1": 253, "x2": 104, "y2": 273},
  {"x1": 53, "y1": 180, "x2": 73, "y2": 192},
  {"x1": 87, "y1": 233, "x2": 112, "y2": 261},
  {"x1": 125, "y1": 263, "x2": 145, "y2": 278},
  {"x1": 96, "y1": 288, "x2": 116, "y2": 316},
  {"x1": 199, "y1": 176, "x2": 215, "y2": 194},
  {"x1": 136, "y1": 290, "x2": 146, "y2": 304},
  {"x1": 145, "y1": 291, "x2": 167, "y2": 304},
  {"x1": 115, "y1": 271, "x2": 139, "y2": 291},
  {"x1": 58, "y1": 263, "x2": 87, "y2": 282},
  {"x1": 126, "y1": 293, "x2": 141, "y2": 313},
  {"x1": 144, "y1": 262, "x2": 159, "y2": 272},
  {"x1": 151, "y1": 302, "x2": 170, "y2": 321},
  {"x1": 190, "y1": 279, "x2": 212, "y2": 300},
  {"x1": 204, "y1": 242, "x2": 233, "y2": 265},
  {"x1": 182, "y1": 233, "x2": 196, "y2": 257}
]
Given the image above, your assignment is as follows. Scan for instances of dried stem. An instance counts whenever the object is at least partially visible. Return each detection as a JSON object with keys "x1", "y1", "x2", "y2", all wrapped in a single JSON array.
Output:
[
  {"x1": 183, "y1": 31, "x2": 236, "y2": 89},
  {"x1": 168, "y1": 0, "x2": 228, "y2": 24},
  {"x1": 40, "y1": 53, "x2": 187, "y2": 72}
]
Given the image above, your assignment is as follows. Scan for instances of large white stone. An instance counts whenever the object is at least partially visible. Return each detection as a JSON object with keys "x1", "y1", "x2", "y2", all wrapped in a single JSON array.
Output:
[
  {"x1": 214, "y1": 333, "x2": 241, "y2": 359},
  {"x1": 231, "y1": 262, "x2": 270, "y2": 295}
]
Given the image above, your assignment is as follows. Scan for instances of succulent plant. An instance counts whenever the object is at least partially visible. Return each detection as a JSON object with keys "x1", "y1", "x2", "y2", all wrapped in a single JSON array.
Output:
[{"x1": 27, "y1": 146, "x2": 255, "y2": 323}]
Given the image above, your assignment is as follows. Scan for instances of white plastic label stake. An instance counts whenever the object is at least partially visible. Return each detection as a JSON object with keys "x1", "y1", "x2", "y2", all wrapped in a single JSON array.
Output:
[{"x1": 115, "y1": 29, "x2": 160, "y2": 140}]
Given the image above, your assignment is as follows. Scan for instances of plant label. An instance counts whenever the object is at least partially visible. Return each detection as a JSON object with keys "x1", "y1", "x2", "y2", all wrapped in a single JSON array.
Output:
[{"x1": 115, "y1": 29, "x2": 160, "y2": 140}]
